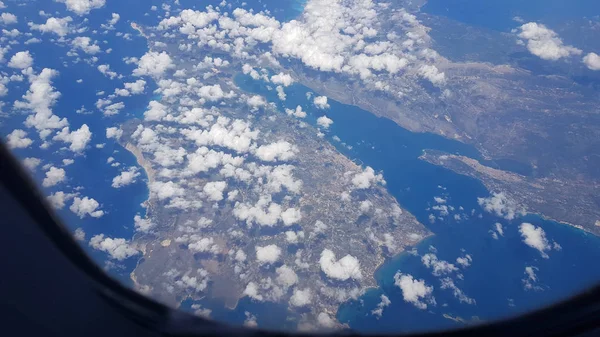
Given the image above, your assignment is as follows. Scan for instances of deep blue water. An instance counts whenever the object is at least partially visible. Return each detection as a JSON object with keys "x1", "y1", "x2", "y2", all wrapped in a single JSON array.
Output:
[
  {"x1": 421, "y1": 0, "x2": 600, "y2": 32},
  {"x1": 236, "y1": 74, "x2": 600, "y2": 333},
  {"x1": 4, "y1": 0, "x2": 600, "y2": 333}
]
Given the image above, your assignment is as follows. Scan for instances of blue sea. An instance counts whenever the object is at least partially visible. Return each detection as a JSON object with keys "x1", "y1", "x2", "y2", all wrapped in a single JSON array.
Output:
[
  {"x1": 236, "y1": 74, "x2": 600, "y2": 332},
  {"x1": 3, "y1": 0, "x2": 600, "y2": 333}
]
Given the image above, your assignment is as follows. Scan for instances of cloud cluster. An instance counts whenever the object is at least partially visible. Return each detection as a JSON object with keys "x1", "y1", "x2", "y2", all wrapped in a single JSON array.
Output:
[
  {"x1": 55, "y1": 0, "x2": 106, "y2": 15},
  {"x1": 516, "y1": 22, "x2": 582, "y2": 61},
  {"x1": 70, "y1": 196, "x2": 104, "y2": 218},
  {"x1": 583, "y1": 52, "x2": 600, "y2": 71},
  {"x1": 112, "y1": 166, "x2": 141, "y2": 188},
  {"x1": 477, "y1": 192, "x2": 523, "y2": 220},
  {"x1": 351, "y1": 166, "x2": 385, "y2": 189},
  {"x1": 393, "y1": 272, "x2": 435, "y2": 310},
  {"x1": 8, "y1": 51, "x2": 33, "y2": 69},
  {"x1": 519, "y1": 222, "x2": 552, "y2": 258},
  {"x1": 133, "y1": 51, "x2": 174, "y2": 77},
  {"x1": 255, "y1": 244, "x2": 281, "y2": 264},
  {"x1": 319, "y1": 249, "x2": 362, "y2": 281},
  {"x1": 89, "y1": 234, "x2": 138, "y2": 260},
  {"x1": 42, "y1": 166, "x2": 66, "y2": 187}
]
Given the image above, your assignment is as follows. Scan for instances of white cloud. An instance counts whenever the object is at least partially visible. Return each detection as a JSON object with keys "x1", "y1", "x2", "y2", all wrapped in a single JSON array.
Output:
[
  {"x1": 313, "y1": 95, "x2": 330, "y2": 109},
  {"x1": 285, "y1": 105, "x2": 306, "y2": 118},
  {"x1": 8, "y1": 51, "x2": 33, "y2": 69},
  {"x1": 275, "y1": 265, "x2": 298, "y2": 287},
  {"x1": 477, "y1": 192, "x2": 523, "y2": 220},
  {"x1": 105, "y1": 127, "x2": 122, "y2": 139},
  {"x1": 517, "y1": 22, "x2": 582, "y2": 61},
  {"x1": 371, "y1": 294, "x2": 391, "y2": 318},
  {"x1": 188, "y1": 237, "x2": 220, "y2": 254},
  {"x1": 317, "y1": 312, "x2": 337, "y2": 329},
  {"x1": 112, "y1": 167, "x2": 141, "y2": 188},
  {"x1": 0, "y1": 12, "x2": 17, "y2": 25},
  {"x1": 70, "y1": 196, "x2": 104, "y2": 218},
  {"x1": 15, "y1": 68, "x2": 68, "y2": 138},
  {"x1": 89, "y1": 234, "x2": 138, "y2": 260},
  {"x1": 22, "y1": 157, "x2": 41, "y2": 171},
  {"x1": 419, "y1": 64, "x2": 445, "y2": 85},
  {"x1": 281, "y1": 208, "x2": 302, "y2": 226},
  {"x1": 29, "y1": 16, "x2": 73, "y2": 36},
  {"x1": 203, "y1": 181, "x2": 227, "y2": 201},
  {"x1": 351, "y1": 166, "x2": 385, "y2": 189},
  {"x1": 97, "y1": 64, "x2": 118, "y2": 79},
  {"x1": 43, "y1": 166, "x2": 66, "y2": 187},
  {"x1": 143, "y1": 100, "x2": 167, "y2": 121},
  {"x1": 124, "y1": 79, "x2": 146, "y2": 94},
  {"x1": 421, "y1": 253, "x2": 458, "y2": 276},
  {"x1": 74, "y1": 228, "x2": 85, "y2": 241},
  {"x1": 255, "y1": 141, "x2": 297, "y2": 162},
  {"x1": 583, "y1": 52, "x2": 600, "y2": 71},
  {"x1": 6, "y1": 129, "x2": 33, "y2": 149},
  {"x1": 243, "y1": 282, "x2": 263, "y2": 301},
  {"x1": 53, "y1": 124, "x2": 92, "y2": 152},
  {"x1": 71, "y1": 36, "x2": 101, "y2": 54},
  {"x1": 133, "y1": 51, "x2": 174, "y2": 77},
  {"x1": 440, "y1": 277, "x2": 475, "y2": 305},
  {"x1": 55, "y1": 0, "x2": 106, "y2": 15},
  {"x1": 393, "y1": 272, "x2": 435, "y2": 310},
  {"x1": 316, "y1": 115, "x2": 334, "y2": 129},
  {"x1": 270, "y1": 72, "x2": 294, "y2": 86},
  {"x1": 150, "y1": 181, "x2": 185, "y2": 200},
  {"x1": 519, "y1": 222, "x2": 551, "y2": 258},
  {"x1": 47, "y1": 191, "x2": 75, "y2": 209},
  {"x1": 522, "y1": 266, "x2": 542, "y2": 291},
  {"x1": 319, "y1": 249, "x2": 362, "y2": 281},
  {"x1": 256, "y1": 244, "x2": 281, "y2": 264},
  {"x1": 456, "y1": 254, "x2": 472, "y2": 268},
  {"x1": 290, "y1": 288, "x2": 312, "y2": 307},
  {"x1": 246, "y1": 95, "x2": 267, "y2": 109}
]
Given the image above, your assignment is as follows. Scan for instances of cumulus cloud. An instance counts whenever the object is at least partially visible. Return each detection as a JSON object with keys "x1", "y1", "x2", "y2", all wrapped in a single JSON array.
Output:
[
  {"x1": 290, "y1": 288, "x2": 312, "y2": 307},
  {"x1": 285, "y1": 105, "x2": 307, "y2": 118},
  {"x1": 6, "y1": 129, "x2": 33, "y2": 149},
  {"x1": 243, "y1": 282, "x2": 263, "y2": 301},
  {"x1": 270, "y1": 72, "x2": 294, "y2": 86},
  {"x1": 43, "y1": 166, "x2": 66, "y2": 187},
  {"x1": 8, "y1": 51, "x2": 33, "y2": 69},
  {"x1": 477, "y1": 192, "x2": 523, "y2": 220},
  {"x1": 281, "y1": 208, "x2": 302, "y2": 226},
  {"x1": 22, "y1": 157, "x2": 41, "y2": 171},
  {"x1": 150, "y1": 181, "x2": 185, "y2": 200},
  {"x1": 371, "y1": 294, "x2": 391, "y2": 318},
  {"x1": 70, "y1": 196, "x2": 104, "y2": 218},
  {"x1": 55, "y1": 0, "x2": 106, "y2": 15},
  {"x1": 124, "y1": 79, "x2": 146, "y2": 94},
  {"x1": 143, "y1": 100, "x2": 167, "y2": 121},
  {"x1": 256, "y1": 244, "x2": 281, "y2": 264},
  {"x1": 419, "y1": 64, "x2": 445, "y2": 85},
  {"x1": 517, "y1": 22, "x2": 582, "y2": 61},
  {"x1": 583, "y1": 52, "x2": 600, "y2": 71},
  {"x1": 105, "y1": 127, "x2": 122, "y2": 139},
  {"x1": 421, "y1": 253, "x2": 458, "y2": 276},
  {"x1": 313, "y1": 96, "x2": 330, "y2": 109},
  {"x1": 319, "y1": 249, "x2": 362, "y2": 281},
  {"x1": 53, "y1": 124, "x2": 92, "y2": 152},
  {"x1": 71, "y1": 36, "x2": 101, "y2": 54},
  {"x1": 351, "y1": 166, "x2": 385, "y2": 189},
  {"x1": 519, "y1": 222, "x2": 552, "y2": 258},
  {"x1": 522, "y1": 266, "x2": 543, "y2": 291},
  {"x1": 255, "y1": 141, "x2": 297, "y2": 162},
  {"x1": 89, "y1": 234, "x2": 138, "y2": 260},
  {"x1": 112, "y1": 167, "x2": 141, "y2": 188},
  {"x1": 316, "y1": 115, "x2": 334, "y2": 129},
  {"x1": 393, "y1": 272, "x2": 435, "y2": 310},
  {"x1": 0, "y1": 12, "x2": 17, "y2": 25},
  {"x1": 29, "y1": 16, "x2": 73, "y2": 36},
  {"x1": 47, "y1": 191, "x2": 75, "y2": 209},
  {"x1": 275, "y1": 265, "x2": 298, "y2": 287},
  {"x1": 133, "y1": 51, "x2": 174, "y2": 77},
  {"x1": 203, "y1": 181, "x2": 227, "y2": 201}
]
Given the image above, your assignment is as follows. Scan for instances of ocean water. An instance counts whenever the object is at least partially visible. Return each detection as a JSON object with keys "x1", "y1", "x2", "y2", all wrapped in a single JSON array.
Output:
[
  {"x1": 236, "y1": 74, "x2": 600, "y2": 333},
  {"x1": 5, "y1": 0, "x2": 600, "y2": 332},
  {"x1": 421, "y1": 0, "x2": 600, "y2": 32}
]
